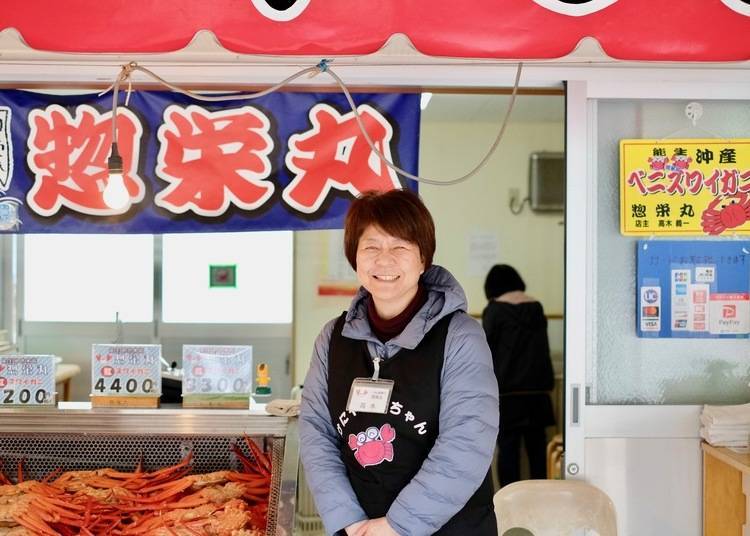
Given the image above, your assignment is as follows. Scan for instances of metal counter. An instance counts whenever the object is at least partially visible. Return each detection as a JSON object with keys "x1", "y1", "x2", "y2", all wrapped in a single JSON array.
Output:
[{"x1": 0, "y1": 406, "x2": 299, "y2": 536}]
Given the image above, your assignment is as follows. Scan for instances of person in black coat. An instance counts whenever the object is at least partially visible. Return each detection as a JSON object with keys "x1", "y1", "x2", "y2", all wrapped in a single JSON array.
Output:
[{"x1": 482, "y1": 264, "x2": 555, "y2": 487}]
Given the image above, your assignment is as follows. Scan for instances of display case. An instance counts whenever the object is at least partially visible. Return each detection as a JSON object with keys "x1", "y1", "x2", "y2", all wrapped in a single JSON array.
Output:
[{"x1": 0, "y1": 406, "x2": 298, "y2": 535}]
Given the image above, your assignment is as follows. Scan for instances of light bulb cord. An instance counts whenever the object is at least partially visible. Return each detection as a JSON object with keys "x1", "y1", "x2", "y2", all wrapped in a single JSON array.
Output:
[{"x1": 105, "y1": 60, "x2": 523, "y2": 187}]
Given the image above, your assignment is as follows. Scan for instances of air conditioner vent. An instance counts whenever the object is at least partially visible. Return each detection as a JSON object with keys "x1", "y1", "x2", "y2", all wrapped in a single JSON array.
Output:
[{"x1": 529, "y1": 151, "x2": 564, "y2": 212}]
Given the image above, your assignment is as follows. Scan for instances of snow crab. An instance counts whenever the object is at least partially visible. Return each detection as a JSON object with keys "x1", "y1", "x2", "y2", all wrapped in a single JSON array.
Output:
[
  {"x1": 0, "y1": 435, "x2": 271, "y2": 535},
  {"x1": 701, "y1": 193, "x2": 750, "y2": 235}
]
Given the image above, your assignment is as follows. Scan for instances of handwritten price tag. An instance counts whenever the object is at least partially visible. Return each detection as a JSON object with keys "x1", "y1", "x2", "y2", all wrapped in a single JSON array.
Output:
[
  {"x1": 182, "y1": 345, "x2": 252, "y2": 396},
  {"x1": 91, "y1": 344, "x2": 161, "y2": 397},
  {"x1": 0, "y1": 355, "x2": 55, "y2": 406}
]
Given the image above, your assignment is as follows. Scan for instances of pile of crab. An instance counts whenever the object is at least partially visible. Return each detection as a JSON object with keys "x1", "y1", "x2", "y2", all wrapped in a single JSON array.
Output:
[{"x1": 0, "y1": 436, "x2": 271, "y2": 535}]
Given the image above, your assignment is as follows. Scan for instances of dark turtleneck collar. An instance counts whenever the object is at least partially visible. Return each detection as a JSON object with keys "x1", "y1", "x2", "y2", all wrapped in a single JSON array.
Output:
[{"x1": 367, "y1": 284, "x2": 428, "y2": 343}]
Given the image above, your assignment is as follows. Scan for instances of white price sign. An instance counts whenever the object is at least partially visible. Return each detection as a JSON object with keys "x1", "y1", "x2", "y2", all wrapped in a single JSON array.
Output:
[
  {"x1": 91, "y1": 344, "x2": 161, "y2": 397},
  {"x1": 0, "y1": 355, "x2": 56, "y2": 406},
  {"x1": 182, "y1": 345, "x2": 252, "y2": 396}
]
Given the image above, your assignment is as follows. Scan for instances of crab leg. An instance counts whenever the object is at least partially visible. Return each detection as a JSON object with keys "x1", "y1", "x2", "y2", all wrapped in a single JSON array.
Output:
[
  {"x1": 132, "y1": 477, "x2": 194, "y2": 502},
  {"x1": 16, "y1": 458, "x2": 25, "y2": 484},
  {"x1": 13, "y1": 511, "x2": 62, "y2": 536},
  {"x1": 0, "y1": 460, "x2": 12, "y2": 485},
  {"x1": 241, "y1": 436, "x2": 272, "y2": 476},
  {"x1": 41, "y1": 467, "x2": 64, "y2": 484},
  {"x1": 177, "y1": 522, "x2": 203, "y2": 536}
]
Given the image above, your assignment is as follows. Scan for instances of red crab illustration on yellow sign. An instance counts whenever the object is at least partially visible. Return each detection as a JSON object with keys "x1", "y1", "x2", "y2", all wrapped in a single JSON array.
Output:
[
  {"x1": 348, "y1": 423, "x2": 396, "y2": 468},
  {"x1": 701, "y1": 193, "x2": 750, "y2": 235}
]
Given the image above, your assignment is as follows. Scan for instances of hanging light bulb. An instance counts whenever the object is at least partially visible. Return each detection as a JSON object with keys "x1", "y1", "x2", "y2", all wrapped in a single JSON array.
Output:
[{"x1": 103, "y1": 143, "x2": 129, "y2": 210}]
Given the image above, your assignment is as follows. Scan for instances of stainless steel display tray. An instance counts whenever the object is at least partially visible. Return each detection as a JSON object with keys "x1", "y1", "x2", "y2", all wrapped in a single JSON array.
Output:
[{"x1": 0, "y1": 406, "x2": 298, "y2": 536}]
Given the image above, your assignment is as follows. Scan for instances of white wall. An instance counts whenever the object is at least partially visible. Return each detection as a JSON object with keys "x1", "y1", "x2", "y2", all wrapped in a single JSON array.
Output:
[
  {"x1": 420, "y1": 120, "x2": 565, "y2": 316},
  {"x1": 292, "y1": 228, "x2": 353, "y2": 384},
  {"x1": 293, "y1": 102, "x2": 565, "y2": 384}
]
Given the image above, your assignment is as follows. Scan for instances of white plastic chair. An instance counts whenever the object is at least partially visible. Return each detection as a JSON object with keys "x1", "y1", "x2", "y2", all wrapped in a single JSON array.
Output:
[{"x1": 493, "y1": 480, "x2": 617, "y2": 536}]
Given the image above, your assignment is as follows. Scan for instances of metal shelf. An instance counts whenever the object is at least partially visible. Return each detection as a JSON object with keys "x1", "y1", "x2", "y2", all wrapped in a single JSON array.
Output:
[{"x1": 0, "y1": 405, "x2": 289, "y2": 436}]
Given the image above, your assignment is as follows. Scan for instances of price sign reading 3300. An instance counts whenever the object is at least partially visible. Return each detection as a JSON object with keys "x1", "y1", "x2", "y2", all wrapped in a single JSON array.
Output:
[{"x1": 182, "y1": 345, "x2": 252, "y2": 396}]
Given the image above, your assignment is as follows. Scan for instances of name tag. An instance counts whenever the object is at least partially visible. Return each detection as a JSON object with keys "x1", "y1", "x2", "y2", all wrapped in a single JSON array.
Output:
[{"x1": 346, "y1": 378, "x2": 394, "y2": 414}]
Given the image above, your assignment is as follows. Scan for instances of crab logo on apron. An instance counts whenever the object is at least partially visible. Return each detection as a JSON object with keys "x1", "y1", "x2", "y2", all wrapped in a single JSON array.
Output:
[{"x1": 348, "y1": 423, "x2": 396, "y2": 467}]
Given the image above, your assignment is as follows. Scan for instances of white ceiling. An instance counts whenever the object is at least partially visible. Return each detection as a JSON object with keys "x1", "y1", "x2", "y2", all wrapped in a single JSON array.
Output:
[{"x1": 422, "y1": 93, "x2": 564, "y2": 123}]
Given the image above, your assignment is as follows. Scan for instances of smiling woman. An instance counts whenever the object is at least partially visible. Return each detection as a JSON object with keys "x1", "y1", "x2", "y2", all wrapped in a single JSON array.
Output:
[{"x1": 299, "y1": 189, "x2": 499, "y2": 536}]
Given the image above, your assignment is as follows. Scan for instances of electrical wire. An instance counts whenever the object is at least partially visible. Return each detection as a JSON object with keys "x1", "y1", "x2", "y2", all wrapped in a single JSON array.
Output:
[
  {"x1": 105, "y1": 60, "x2": 523, "y2": 187},
  {"x1": 509, "y1": 196, "x2": 530, "y2": 215},
  {"x1": 323, "y1": 62, "x2": 522, "y2": 186}
]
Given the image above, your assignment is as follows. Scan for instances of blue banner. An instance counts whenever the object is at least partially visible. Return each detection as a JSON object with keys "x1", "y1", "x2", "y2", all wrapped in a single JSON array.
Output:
[
  {"x1": 636, "y1": 240, "x2": 750, "y2": 338},
  {"x1": 0, "y1": 90, "x2": 419, "y2": 233}
]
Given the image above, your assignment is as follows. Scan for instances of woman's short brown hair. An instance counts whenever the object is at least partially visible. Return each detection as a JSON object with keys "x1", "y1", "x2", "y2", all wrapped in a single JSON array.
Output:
[{"x1": 344, "y1": 189, "x2": 436, "y2": 270}]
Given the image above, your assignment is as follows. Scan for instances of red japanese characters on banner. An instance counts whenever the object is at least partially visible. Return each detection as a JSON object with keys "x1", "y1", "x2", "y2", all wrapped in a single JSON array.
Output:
[
  {"x1": 26, "y1": 105, "x2": 145, "y2": 217},
  {"x1": 155, "y1": 105, "x2": 275, "y2": 217},
  {"x1": 24, "y1": 102, "x2": 406, "y2": 218},
  {"x1": 283, "y1": 104, "x2": 401, "y2": 214},
  {"x1": 0, "y1": 90, "x2": 419, "y2": 233}
]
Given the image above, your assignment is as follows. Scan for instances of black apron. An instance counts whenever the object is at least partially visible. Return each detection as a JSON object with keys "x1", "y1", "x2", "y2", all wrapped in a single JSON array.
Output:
[{"x1": 328, "y1": 312, "x2": 496, "y2": 536}]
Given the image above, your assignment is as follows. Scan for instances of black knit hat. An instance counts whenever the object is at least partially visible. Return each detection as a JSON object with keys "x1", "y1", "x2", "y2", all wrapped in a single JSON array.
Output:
[{"x1": 484, "y1": 264, "x2": 526, "y2": 300}]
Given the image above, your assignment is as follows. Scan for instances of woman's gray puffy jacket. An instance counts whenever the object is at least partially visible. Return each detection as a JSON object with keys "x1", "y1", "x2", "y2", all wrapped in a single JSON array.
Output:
[{"x1": 299, "y1": 265, "x2": 499, "y2": 536}]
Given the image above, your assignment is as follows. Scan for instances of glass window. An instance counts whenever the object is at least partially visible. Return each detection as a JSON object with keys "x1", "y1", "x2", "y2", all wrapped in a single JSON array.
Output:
[
  {"x1": 24, "y1": 234, "x2": 154, "y2": 322},
  {"x1": 593, "y1": 100, "x2": 750, "y2": 405},
  {"x1": 161, "y1": 231, "x2": 293, "y2": 324}
]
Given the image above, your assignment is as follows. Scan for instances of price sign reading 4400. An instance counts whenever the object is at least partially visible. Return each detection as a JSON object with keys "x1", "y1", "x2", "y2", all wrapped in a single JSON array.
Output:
[
  {"x1": 91, "y1": 344, "x2": 162, "y2": 397},
  {"x1": 182, "y1": 345, "x2": 252, "y2": 396},
  {"x1": 0, "y1": 355, "x2": 56, "y2": 406}
]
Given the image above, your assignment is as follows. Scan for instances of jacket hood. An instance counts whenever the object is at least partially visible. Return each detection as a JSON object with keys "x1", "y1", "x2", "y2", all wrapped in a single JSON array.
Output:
[
  {"x1": 495, "y1": 290, "x2": 536, "y2": 305},
  {"x1": 486, "y1": 299, "x2": 546, "y2": 330},
  {"x1": 342, "y1": 264, "x2": 467, "y2": 351}
]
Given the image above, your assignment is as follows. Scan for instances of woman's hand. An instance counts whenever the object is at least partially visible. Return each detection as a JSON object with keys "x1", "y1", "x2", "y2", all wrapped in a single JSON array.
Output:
[
  {"x1": 350, "y1": 517, "x2": 400, "y2": 536},
  {"x1": 345, "y1": 520, "x2": 367, "y2": 535}
]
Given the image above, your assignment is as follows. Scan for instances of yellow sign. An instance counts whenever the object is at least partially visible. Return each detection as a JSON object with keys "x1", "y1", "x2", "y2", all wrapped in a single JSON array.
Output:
[{"x1": 620, "y1": 139, "x2": 750, "y2": 236}]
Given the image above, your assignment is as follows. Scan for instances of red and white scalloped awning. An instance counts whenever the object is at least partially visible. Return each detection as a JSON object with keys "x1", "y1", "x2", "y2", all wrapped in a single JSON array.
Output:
[{"x1": 2, "y1": 0, "x2": 750, "y2": 62}]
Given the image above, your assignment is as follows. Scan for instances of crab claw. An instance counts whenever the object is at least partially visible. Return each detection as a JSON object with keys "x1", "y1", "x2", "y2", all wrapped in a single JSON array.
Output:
[
  {"x1": 348, "y1": 434, "x2": 359, "y2": 450},
  {"x1": 379, "y1": 423, "x2": 396, "y2": 442}
]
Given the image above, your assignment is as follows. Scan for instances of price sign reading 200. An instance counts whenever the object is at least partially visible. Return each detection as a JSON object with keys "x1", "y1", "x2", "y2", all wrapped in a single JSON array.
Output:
[{"x1": 0, "y1": 355, "x2": 56, "y2": 406}]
